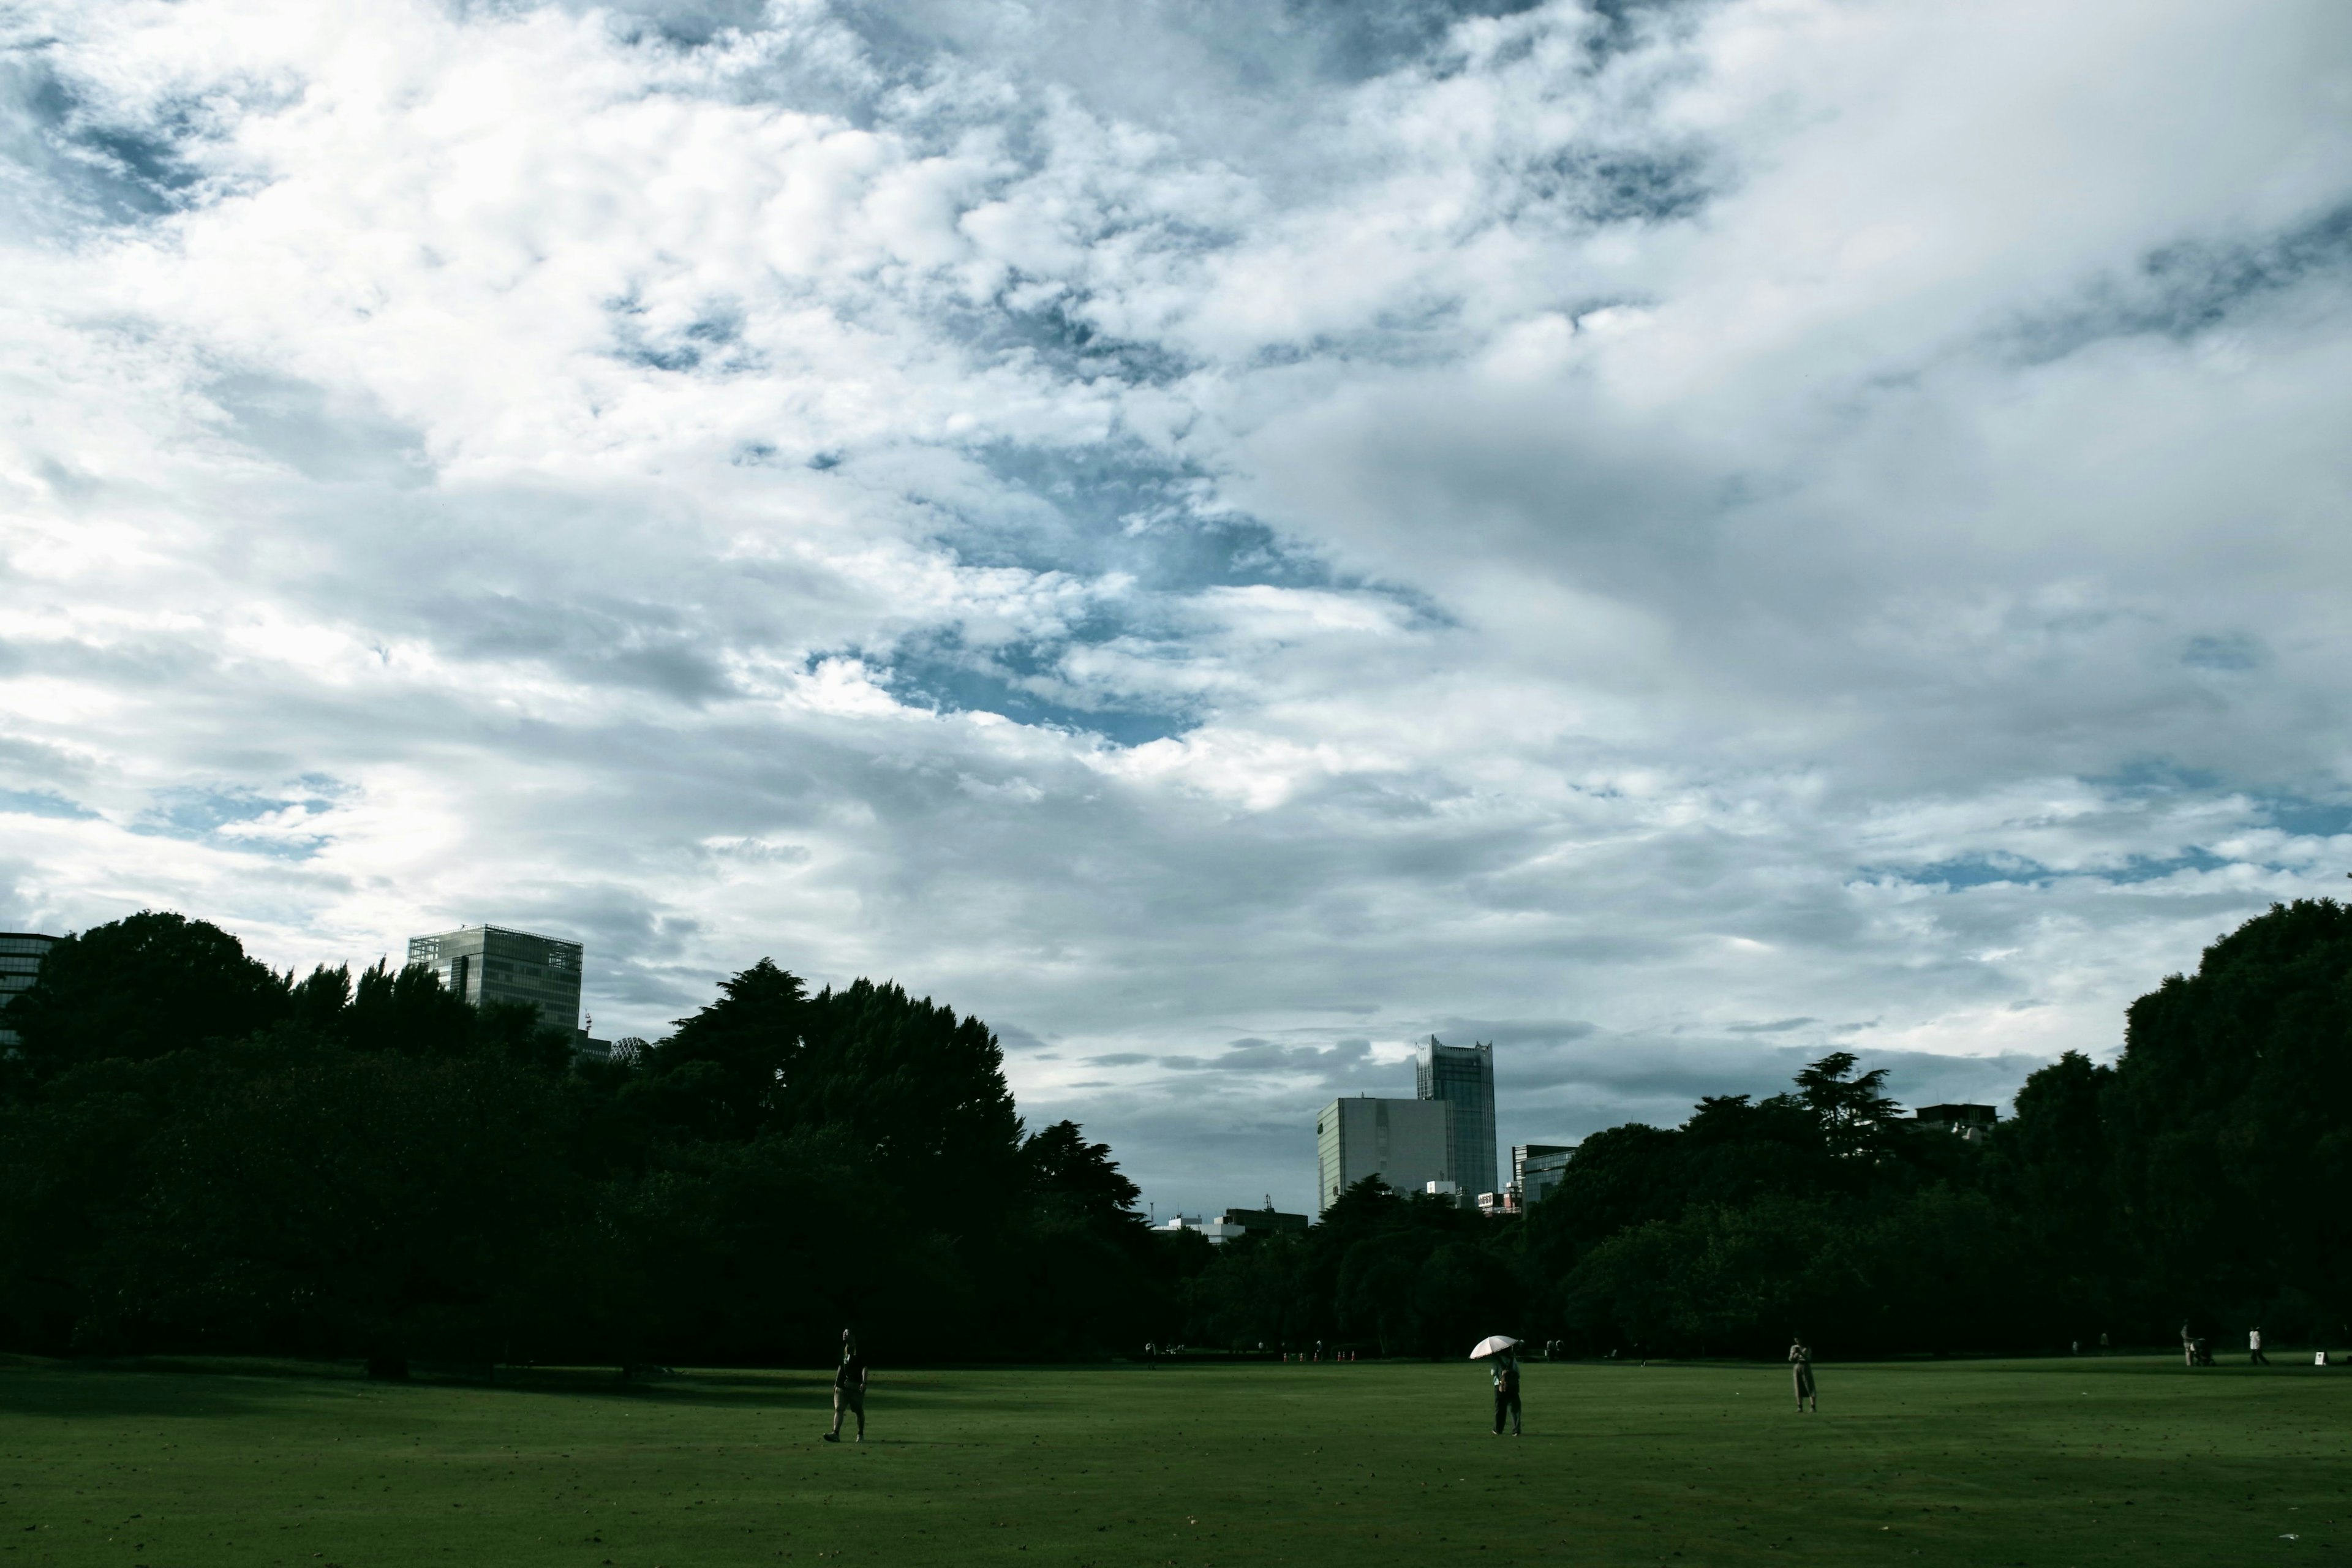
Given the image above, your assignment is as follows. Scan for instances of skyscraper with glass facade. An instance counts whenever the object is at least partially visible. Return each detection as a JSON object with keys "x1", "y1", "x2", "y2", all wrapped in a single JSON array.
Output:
[
  {"x1": 406, "y1": 924, "x2": 583, "y2": 1035},
  {"x1": 0, "y1": 932, "x2": 58, "y2": 1050},
  {"x1": 1417, "y1": 1036, "x2": 1498, "y2": 1201}
]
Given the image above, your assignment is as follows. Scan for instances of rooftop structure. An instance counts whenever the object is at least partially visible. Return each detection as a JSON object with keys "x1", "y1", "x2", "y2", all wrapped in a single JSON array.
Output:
[
  {"x1": 1152, "y1": 1214, "x2": 1254, "y2": 1245},
  {"x1": 0, "y1": 932, "x2": 58, "y2": 1051},
  {"x1": 1914, "y1": 1103, "x2": 1999, "y2": 1142}
]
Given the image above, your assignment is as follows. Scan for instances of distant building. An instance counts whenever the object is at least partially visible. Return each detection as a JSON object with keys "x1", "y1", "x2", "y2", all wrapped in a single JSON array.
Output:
[
  {"x1": 1153, "y1": 1214, "x2": 1253, "y2": 1245},
  {"x1": 1512, "y1": 1143, "x2": 1576, "y2": 1207},
  {"x1": 1914, "y1": 1104, "x2": 1998, "y2": 1142},
  {"x1": 407, "y1": 924, "x2": 609, "y2": 1055},
  {"x1": 0, "y1": 932, "x2": 59, "y2": 1050},
  {"x1": 1316, "y1": 1096, "x2": 1450, "y2": 1215},
  {"x1": 1417, "y1": 1037, "x2": 1498, "y2": 1202},
  {"x1": 408, "y1": 924, "x2": 583, "y2": 1032},
  {"x1": 1152, "y1": 1208, "x2": 1308, "y2": 1246},
  {"x1": 1476, "y1": 1189, "x2": 1517, "y2": 1218}
]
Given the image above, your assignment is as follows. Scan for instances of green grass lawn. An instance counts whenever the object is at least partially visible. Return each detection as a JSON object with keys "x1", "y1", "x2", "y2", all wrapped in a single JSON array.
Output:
[{"x1": 0, "y1": 1353, "x2": 2343, "y2": 1566}]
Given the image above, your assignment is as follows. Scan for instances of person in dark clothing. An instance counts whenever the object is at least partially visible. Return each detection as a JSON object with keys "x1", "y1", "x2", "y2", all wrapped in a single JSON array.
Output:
[
  {"x1": 1491, "y1": 1351, "x2": 1522, "y2": 1436},
  {"x1": 824, "y1": 1330, "x2": 867, "y2": 1443},
  {"x1": 1789, "y1": 1338, "x2": 1817, "y2": 1412}
]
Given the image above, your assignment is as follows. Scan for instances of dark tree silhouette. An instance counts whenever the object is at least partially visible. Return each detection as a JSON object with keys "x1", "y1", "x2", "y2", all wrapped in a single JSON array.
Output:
[
  {"x1": 6, "y1": 903, "x2": 2351, "y2": 1366},
  {"x1": 6, "y1": 911, "x2": 287, "y2": 1081},
  {"x1": 1792, "y1": 1051, "x2": 1903, "y2": 1155}
]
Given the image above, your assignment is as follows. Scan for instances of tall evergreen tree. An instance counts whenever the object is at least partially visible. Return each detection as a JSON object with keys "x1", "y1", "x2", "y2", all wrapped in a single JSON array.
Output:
[
  {"x1": 640, "y1": 958, "x2": 810, "y2": 1140},
  {"x1": 6, "y1": 911, "x2": 287, "y2": 1082},
  {"x1": 2108, "y1": 899, "x2": 2352, "y2": 1336},
  {"x1": 791, "y1": 978, "x2": 1025, "y2": 1206},
  {"x1": 1792, "y1": 1051, "x2": 1903, "y2": 1156}
]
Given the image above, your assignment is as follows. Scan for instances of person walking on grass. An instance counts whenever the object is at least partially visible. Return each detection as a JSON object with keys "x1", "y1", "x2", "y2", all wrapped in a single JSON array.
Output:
[
  {"x1": 1491, "y1": 1347, "x2": 1523, "y2": 1436},
  {"x1": 2250, "y1": 1327, "x2": 2271, "y2": 1366},
  {"x1": 824, "y1": 1329, "x2": 868, "y2": 1443},
  {"x1": 1789, "y1": 1337, "x2": 1817, "y2": 1413}
]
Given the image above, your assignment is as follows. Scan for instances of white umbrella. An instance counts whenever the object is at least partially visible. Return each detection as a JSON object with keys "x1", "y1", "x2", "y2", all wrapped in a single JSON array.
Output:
[{"x1": 1469, "y1": 1335, "x2": 1520, "y2": 1360}]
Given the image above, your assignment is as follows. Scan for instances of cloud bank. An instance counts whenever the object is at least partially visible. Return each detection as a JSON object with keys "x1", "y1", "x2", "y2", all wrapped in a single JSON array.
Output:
[{"x1": 4, "y1": 0, "x2": 2349, "y2": 1210}]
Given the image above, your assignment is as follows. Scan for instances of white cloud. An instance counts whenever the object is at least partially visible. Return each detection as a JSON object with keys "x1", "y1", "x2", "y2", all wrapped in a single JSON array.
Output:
[{"x1": 1, "y1": 0, "x2": 2348, "y2": 1210}]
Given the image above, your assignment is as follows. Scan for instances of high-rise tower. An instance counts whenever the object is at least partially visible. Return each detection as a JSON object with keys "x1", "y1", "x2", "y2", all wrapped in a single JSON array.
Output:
[{"x1": 1416, "y1": 1036, "x2": 1497, "y2": 1200}]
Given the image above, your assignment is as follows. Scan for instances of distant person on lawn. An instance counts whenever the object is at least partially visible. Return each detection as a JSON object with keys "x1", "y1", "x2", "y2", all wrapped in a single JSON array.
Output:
[
  {"x1": 1491, "y1": 1348, "x2": 1523, "y2": 1436},
  {"x1": 2250, "y1": 1327, "x2": 2270, "y2": 1366},
  {"x1": 824, "y1": 1330, "x2": 868, "y2": 1444},
  {"x1": 1789, "y1": 1338, "x2": 1817, "y2": 1413}
]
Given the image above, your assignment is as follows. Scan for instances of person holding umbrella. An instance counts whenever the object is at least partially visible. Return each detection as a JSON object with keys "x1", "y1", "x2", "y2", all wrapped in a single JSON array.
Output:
[{"x1": 1471, "y1": 1335, "x2": 1522, "y2": 1436}]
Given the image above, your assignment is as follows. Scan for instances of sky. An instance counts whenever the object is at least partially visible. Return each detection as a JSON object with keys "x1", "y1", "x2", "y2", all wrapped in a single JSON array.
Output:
[{"x1": 3, "y1": 0, "x2": 2349, "y2": 1216}]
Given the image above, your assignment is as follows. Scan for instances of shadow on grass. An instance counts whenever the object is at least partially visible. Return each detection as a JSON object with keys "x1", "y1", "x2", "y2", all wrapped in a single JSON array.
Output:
[
  {"x1": 0, "y1": 1364, "x2": 296, "y2": 1422},
  {"x1": 0, "y1": 1355, "x2": 1049, "y2": 1419}
]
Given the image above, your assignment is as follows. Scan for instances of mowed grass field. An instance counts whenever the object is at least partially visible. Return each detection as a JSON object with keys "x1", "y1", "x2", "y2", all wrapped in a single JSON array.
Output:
[{"x1": 0, "y1": 1354, "x2": 2343, "y2": 1567}]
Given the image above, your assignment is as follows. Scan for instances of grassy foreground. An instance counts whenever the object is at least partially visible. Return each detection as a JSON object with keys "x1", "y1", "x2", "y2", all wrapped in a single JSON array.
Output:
[{"x1": 0, "y1": 1354, "x2": 2343, "y2": 1566}]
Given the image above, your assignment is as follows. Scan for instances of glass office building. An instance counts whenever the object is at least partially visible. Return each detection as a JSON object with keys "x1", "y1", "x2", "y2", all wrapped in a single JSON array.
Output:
[
  {"x1": 1316, "y1": 1096, "x2": 1450, "y2": 1215},
  {"x1": 0, "y1": 932, "x2": 58, "y2": 1050},
  {"x1": 1417, "y1": 1036, "x2": 1498, "y2": 1202},
  {"x1": 407, "y1": 924, "x2": 583, "y2": 1035},
  {"x1": 1512, "y1": 1142, "x2": 1576, "y2": 1206}
]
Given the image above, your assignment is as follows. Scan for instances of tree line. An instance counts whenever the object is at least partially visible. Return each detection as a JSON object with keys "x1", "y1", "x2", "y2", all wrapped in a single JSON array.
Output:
[
  {"x1": 1183, "y1": 899, "x2": 2352, "y2": 1359},
  {"x1": 0, "y1": 913, "x2": 1178, "y2": 1373},
  {"x1": 3, "y1": 899, "x2": 2344, "y2": 1368}
]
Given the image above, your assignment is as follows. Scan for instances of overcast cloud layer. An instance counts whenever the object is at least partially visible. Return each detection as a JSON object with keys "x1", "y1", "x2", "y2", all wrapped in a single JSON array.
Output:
[{"x1": 4, "y1": 0, "x2": 2350, "y2": 1213}]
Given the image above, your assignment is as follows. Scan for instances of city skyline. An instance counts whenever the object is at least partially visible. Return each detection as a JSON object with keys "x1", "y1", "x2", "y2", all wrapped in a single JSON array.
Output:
[
  {"x1": 3, "y1": 0, "x2": 2347, "y2": 1215},
  {"x1": 0, "y1": 906, "x2": 2184, "y2": 1219}
]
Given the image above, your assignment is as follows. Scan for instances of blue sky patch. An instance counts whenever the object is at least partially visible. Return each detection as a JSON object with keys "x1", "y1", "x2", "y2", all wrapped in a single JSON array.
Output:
[
  {"x1": 0, "y1": 788, "x2": 97, "y2": 820},
  {"x1": 1, "y1": 58, "x2": 208, "y2": 225},
  {"x1": 946, "y1": 440, "x2": 1332, "y2": 594},
  {"x1": 1884, "y1": 853, "x2": 2055, "y2": 891},
  {"x1": 132, "y1": 786, "x2": 337, "y2": 860},
  {"x1": 869, "y1": 629, "x2": 1199, "y2": 746},
  {"x1": 2255, "y1": 795, "x2": 2352, "y2": 840}
]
